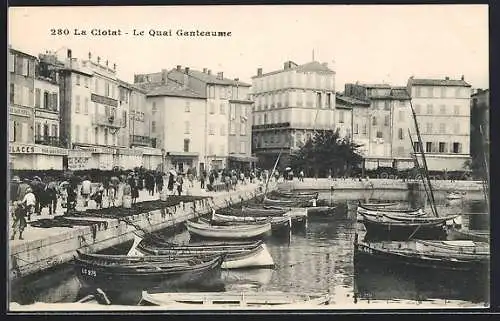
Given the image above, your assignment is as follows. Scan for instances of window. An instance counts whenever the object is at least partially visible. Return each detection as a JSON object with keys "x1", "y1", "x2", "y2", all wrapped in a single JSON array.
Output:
[
  {"x1": 76, "y1": 74, "x2": 81, "y2": 86},
  {"x1": 362, "y1": 124, "x2": 367, "y2": 135},
  {"x1": 453, "y1": 123, "x2": 460, "y2": 134},
  {"x1": 440, "y1": 105, "x2": 446, "y2": 115},
  {"x1": 384, "y1": 101, "x2": 390, "y2": 110},
  {"x1": 10, "y1": 84, "x2": 14, "y2": 104},
  {"x1": 384, "y1": 115, "x2": 390, "y2": 126},
  {"x1": 264, "y1": 113, "x2": 268, "y2": 124},
  {"x1": 43, "y1": 91, "x2": 49, "y2": 109},
  {"x1": 34, "y1": 89, "x2": 41, "y2": 108},
  {"x1": 240, "y1": 121, "x2": 247, "y2": 135},
  {"x1": 84, "y1": 77, "x2": 88, "y2": 88},
  {"x1": 427, "y1": 87, "x2": 433, "y2": 97},
  {"x1": 219, "y1": 102, "x2": 225, "y2": 115},
  {"x1": 339, "y1": 111, "x2": 345, "y2": 123},
  {"x1": 9, "y1": 121, "x2": 15, "y2": 142},
  {"x1": 372, "y1": 116, "x2": 377, "y2": 126},
  {"x1": 185, "y1": 101, "x2": 191, "y2": 112},
  {"x1": 354, "y1": 124, "x2": 359, "y2": 134},
  {"x1": 152, "y1": 102, "x2": 157, "y2": 115},
  {"x1": 220, "y1": 125, "x2": 226, "y2": 136},
  {"x1": 439, "y1": 123, "x2": 446, "y2": 134},
  {"x1": 209, "y1": 123, "x2": 215, "y2": 135},
  {"x1": 21, "y1": 123, "x2": 28, "y2": 143},
  {"x1": 104, "y1": 128, "x2": 108, "y2": 145},
  {"x1": 455, "y1": 88, "x2": 461, "y2": 98},
  {"x1": 95, "y1": 78, "x2": 99, "y2": 93},
  {"x1": 426, "y1": 123, "x2": 432, "y2": 134},
  {"x1": 425, "y1": 142, "x2": 432, "y2": 153},
  {"x1": 9, "y1": 53, "x2": 15, "y2": 72},
  {"x1": 36, "y1": 123, "x2": 42, "y2": 137},
  {"x1": 123, "y1": 111, "x2": 127, "y2": 127},
  {"x1": 184, "y1": 121, "x2": 190, "y2": 134},
  {"x1": 452, "y1": 142, "x2": 461, "y2": 153},
  {"x1": 376, "y1": 131, "x2": 383, "y2": 138},
  {"x1": 151, "y1": 121, "x2": 156, "y2": 133},
  {"x1": 439, "y1": 142, "x2": 446, "y2": 153},
  {"x1": 105, "y1": 82, "x2": 110, "y2": 97},
  {"x1": 52, "y1": 124, "x2": 58, "y2": 137},
  {"x1": 52, "y1": 93, "x2": 58, "y2": 110},
  {"x1": 454, "y1": 105, "x2": 460, "y2": 115},
  {"x1": 75, "y1": 125, "x2": 80, "y2": 142},
  {"x1": 21, "y1": 58, "x2": 28, "y2": 76},
  {"x1": 184, "y1": 139, "x2": 190, "y2": 152},
  {"x1": 415, "y1": 87, "x2": 421, "y2": 97},
  {"x1": 316, "y1": 92, "x2": 322, "y2": 108},
  {"x1": 413, "y1": 142, "x2": 421, "y2": 152},
  {"x1": 84, "y1": 98, "x2": 89, "y2": 114},
  {"x1": 398, "y1": 128, "x2": 404, "y2": 140},
  {"x1": 230, "y1": 104, "x2": 236, "y2": 120},
  {"x1": 240, "y1": 141, "x2": 246, "y2": 154},
  {"x1": 426, "y1": 104, "x2": 433, "y2": 114},
  {"x1": 209, "y1": 102, "x2": 215, "y2": 114},
  {"x1": 230, "y1": 122, "x2": 236, "y2": 135},
  {"x1": 75, "y1": 95, "x2": 80, "y2": 113}
]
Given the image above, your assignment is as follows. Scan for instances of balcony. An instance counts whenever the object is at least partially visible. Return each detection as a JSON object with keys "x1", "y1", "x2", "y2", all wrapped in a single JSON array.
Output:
[
  {"x1": 35, "y1": 135, "x2": 64, "y2": 148},
  {"x1": 92, "y1": 113, "x2": 124, "y2": 128},
  {"x1": 130, "y1": 135, "x2": 153, "y2": 147}
]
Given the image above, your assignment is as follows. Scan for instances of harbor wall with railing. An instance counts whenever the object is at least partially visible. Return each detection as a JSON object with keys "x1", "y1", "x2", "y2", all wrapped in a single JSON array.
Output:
[
  {"x1": 283, "y1": 178, "x2": 486, "y2": 192},
  {"x1": 9, "y1": 183, "x2": 274, "y2": 280}
]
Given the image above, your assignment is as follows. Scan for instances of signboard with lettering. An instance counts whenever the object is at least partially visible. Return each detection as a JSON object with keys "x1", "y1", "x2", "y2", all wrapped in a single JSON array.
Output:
[
  {"x1": 10, "y1": 143, "x2": 68, "y2": 155},
  {"x1": 10, "y1": 107, "x2": 32, "y2": 117},
  {"x1": 91, "y1": 93, "x2": 118, "y2": 107},
  {"x1": 35, "y1": 110, "x2": 59, "y2": 120},
  {"x1": 68, "y1": 157, "x2": 90, "y2": 170}
]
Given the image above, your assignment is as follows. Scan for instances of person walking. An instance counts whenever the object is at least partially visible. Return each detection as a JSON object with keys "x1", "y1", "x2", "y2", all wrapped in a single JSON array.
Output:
[
  {"x1": 176, "y1": 174, "x2": 184, "y2": 196},
  {"x1": 299, "y1": 170, "x2": 305, "y2": 182},
  {"x1": 22, "y1": 187, "x2": 36, "y2": 222},
  {"x1": 81, "y1": 177, "x2": 92, "y2": 208},
  {"x1": 109, "y1": 176, "x2": 120, "y2": 207},
  {"x1": 11, "y1": 201, "x2": 28, "y2": 240},
  {"x1": 200, "y1": 170, "x2": 206, "y2": 190},
  {"x1": 130, "y1": 175, "x2": 139, "y2": 205},
  {"x1": 168, "y1": 170, "x2": 175, "y2": 196},
  {"x1": 155, "y1": 172, "x2": 164, "y2": 194}
]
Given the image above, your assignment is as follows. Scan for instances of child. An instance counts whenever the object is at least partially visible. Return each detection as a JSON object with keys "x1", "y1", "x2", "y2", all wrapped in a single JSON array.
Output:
[{"x1": 22, "y1": 188, "x2": 36, "y2": 222}]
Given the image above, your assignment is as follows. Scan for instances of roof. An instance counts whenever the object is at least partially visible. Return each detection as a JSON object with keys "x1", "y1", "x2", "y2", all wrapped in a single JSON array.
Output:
[
  {"x1": 359, "y1": 83, "x2": 392, "y2": 89},
  {"x1": 336, "y1": 95, "x2": 370, "y2": 106},
  {"x1": 390, "y1": 87, "x2": 411, "y2": 99},
  {"x1": 170, "y1": 68, "x2": 251, "y2": 87},
  {"x1": 145, "y1": 82, "x2": 205, "y2": 99},
  {"x1": 408, "y1": 78, "x2": 471, "y2": 87},
  {"x1": 253, "y1": 60, "x2": 335, "y2": 78},
  {"x1": 117, "y1": 79, "x2": 147, "y2": 94},
  {"x1": 10, "y1": 48, "x2": 38, "y2": 60}
]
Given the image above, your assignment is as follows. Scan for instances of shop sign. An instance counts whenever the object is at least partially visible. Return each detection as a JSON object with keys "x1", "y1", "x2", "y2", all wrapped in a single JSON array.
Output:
[
  {"x1": 91, "y1": 93, "x2": 118, "y2": 107},
  {"x1": 35, "y1": 110, "x2": 59, "y2": 120},
  {"x1": 68, "y1": 157, "x2": 90, "y2": 170},
  {"x1": 10, "y1": 107, "x2": 31, "y2": 117},
  {"x1": 10, "y1": 143, "x2": 68, "y2": 155}
]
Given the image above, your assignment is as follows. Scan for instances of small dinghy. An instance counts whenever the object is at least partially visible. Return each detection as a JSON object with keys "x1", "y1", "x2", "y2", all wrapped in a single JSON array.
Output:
[{"x1": 140, "y1": 290, "x2": 331, "y2": 308}]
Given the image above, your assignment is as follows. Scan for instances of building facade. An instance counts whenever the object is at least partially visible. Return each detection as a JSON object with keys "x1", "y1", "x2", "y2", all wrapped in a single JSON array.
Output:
[
  {"x1": 407, "y1": 77, "x2": 472, "y2": 171},
  {"x1": 251, "y1": 60, "x2": 336, "y2": 169},
  {"x1": 470, "y1": 88, "x2": 489, "y2": 172}
]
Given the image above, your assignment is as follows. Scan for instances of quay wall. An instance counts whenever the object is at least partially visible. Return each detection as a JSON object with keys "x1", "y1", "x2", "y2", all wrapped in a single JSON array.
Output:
[
  {"x1": 10, "y1": 184, "x2": 273, "y2": 280},
  {"x1": 283, "y1": 179, "x2": 485, "y2": 192}
]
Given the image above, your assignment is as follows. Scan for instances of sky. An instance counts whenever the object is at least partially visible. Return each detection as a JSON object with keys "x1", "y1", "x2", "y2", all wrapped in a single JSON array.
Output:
[{"x1": 8, "y1": 5, "x2": 489, "y2": 90}]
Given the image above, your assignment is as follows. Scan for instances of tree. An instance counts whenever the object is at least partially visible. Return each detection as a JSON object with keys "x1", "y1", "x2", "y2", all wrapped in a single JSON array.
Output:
[{"x1": 290, "y1": 129, "x2": 363, "y2": 177}]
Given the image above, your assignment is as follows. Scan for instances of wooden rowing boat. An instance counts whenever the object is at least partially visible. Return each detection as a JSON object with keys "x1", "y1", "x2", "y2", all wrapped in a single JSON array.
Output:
[
  {"x1": 357, "y1": 204, "x2": 424, "y2": 215},
  {"x1": 262, "y1": 197, "x2": 312, "y2": 207},
  {"x1": 140, "y1": 291, "x2": 331, "y2": 308},
  {"x1": 74, "y1": 251, "x2": 224, "y2": 291},
  {"x1": 273, "y1": 191, "x2": 319, "y2": 199},
  {"x1": 354, "y1": 238, "x2": 489, "y2": 272},
  {"x1": 218, "y1": 206, "x2": 288, "y2": 217},
  {"x1": 186, "y1": 220, "x2": 272, "y2": 240},
  {"x1": 447, "y1": 228, "x2": 489, "y2": 243},
  {"x1": 137, "y1": 238, "x2": 275, "y2": 269},
  {"x1": 210, "y1": 213, "x2": 291, "y2": 233}
]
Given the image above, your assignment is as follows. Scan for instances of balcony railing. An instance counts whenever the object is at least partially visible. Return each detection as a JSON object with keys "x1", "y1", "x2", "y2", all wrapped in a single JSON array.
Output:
[
  {"x1": 92, "y1": 113, "x2": 124, "y2": 128},
  {"x1": 130, "y1": 135, "x2": 153, "y2": 147},
  {"x1": 35, "y1": 135, "x2": 64, "y2": 148}
]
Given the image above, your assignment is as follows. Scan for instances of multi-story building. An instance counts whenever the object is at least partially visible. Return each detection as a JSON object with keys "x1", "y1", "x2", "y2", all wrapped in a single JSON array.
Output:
[
  {"x1": 470, "y1": 88, "x2": 489, "y2": 172},
  {"x1": 407, "y1": 76, "x2": 472, "y2": 171},
  {"x1": 251, "y1": 60, "x2": 336, "y2": 169},
  {"x1": 335, "y1": 94, "x2": 371, "y2": 156},
  {"x1": 34, "y1": 71, "x2": 61, "y2": 147}
]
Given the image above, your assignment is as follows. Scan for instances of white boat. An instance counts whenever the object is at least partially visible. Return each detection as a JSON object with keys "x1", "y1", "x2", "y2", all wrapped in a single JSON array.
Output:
[
  {"x1": 140, "y1": 291, "x2": 331, "y2": 308},
  {"x1": 446, "y1": 192, "x2": 465, "y2": 200},
  {"x1": 186, "y1": 220, "x2": 272, "y2": 239}
]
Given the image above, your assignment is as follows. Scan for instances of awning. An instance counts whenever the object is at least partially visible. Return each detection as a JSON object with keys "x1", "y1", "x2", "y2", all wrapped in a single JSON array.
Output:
[
  {"x1": 228, "y1": 155, "x2": 259, "y2": 162},
  {"x1": 167, "y1": 151, "x2": 199, "y2": 158}
]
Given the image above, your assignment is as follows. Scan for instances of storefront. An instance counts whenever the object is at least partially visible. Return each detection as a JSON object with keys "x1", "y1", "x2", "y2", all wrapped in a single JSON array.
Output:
[
  {"x1": 227, "y1": 155, "x2": 258, "y2": 171},
  {"x1": 167, "y1": 152, "x2": 199, "y2": 174},
  {"x1": 115, "y1": 148, "x2": 143, "y2": 169},
  {"x1": 66, "y1": 150, "x2": 93, "y2": 170},
  {"x1": 9, "y1": 143, "x2": 68, "y2": 170},
  {"x1": 134, "y1": 147, "x2": 163, "y2": 171}
]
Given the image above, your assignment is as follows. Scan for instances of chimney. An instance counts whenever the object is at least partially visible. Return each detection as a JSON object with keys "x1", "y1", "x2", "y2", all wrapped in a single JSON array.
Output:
[
  {"x1": 67, "y1": 49, "x2": 72, "y2": 59},
  {"x1": 176, "y1": 65, "x2": 181, "y2": 71},
  {"x1": 88, "y1": 52, "x2": 92, "y2": 60},
  {"x1": 217, "y1": 72, "x2": 224, "y2": 80},
  {"x1": 208, "y1": 69, "x2": 212, "y2": 75},
  {"x1": 183, "y1": 73, "x2": 189, "y2": 89},
  {"x1": 113, "y1": 63, "x2": 116, "y2": 70},
  {"x1": 161, "y1": 69, "x2": 168, "y2": 84},
  {"x1": 461, "y1": 75, "x2": 465, "y2": 81},
  {"x1": 445, "y1": 76, "x2": 450, "y2": 80},
  {"x1": 284, "y1": 62, "x2": 289, "y2": 70},
  {"x1": 203, "y1": 68, "x2": 207, "y2": 73},
  {"x1": 257, "y1": 68, "x2": 263, "y2": 76},
  {"x1": 184, "y1": 67, "x2": 190, "y2": 74},
  {"x1": 97, "y1": 56, "x2": 101, "y2": 63},
  {"x1": 234, "y1": 78, "x2": 239, "y2": 82}
]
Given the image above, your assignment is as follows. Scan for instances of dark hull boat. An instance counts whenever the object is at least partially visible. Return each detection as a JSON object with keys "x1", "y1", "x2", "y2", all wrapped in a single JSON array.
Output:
[
  {"x1": 360, "y1": 212, "x2": 458, "y2": 240},
  {"x1": 74, "y1": 251, "x2": 224, "y2": 291},
  {"x1": 354, "y1": 238, "x2": 489, "y2": 273},
  {"x1": 218, "y1": 206, "x2": 288, "y2": 217}
]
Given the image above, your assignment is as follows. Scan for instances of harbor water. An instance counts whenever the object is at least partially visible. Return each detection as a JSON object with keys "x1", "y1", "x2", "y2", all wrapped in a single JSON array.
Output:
[{"x1": 10, "y1": 189, "x2": 489, "y2": 308}]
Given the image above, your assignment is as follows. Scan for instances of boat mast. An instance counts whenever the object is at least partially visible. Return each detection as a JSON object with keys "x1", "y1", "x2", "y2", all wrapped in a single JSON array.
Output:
[
  {"x1": 263, "y1": 149, "x2": 282, "y2": 199},
  {"x1": 408, "y1": 130, "x2": 435, "y2": 216},
  {"x1": 408, "y1": 97, "x2": 439, "y2": 217},
  {"x1": 479, "y1": 125, "x2": 490, "y2": 209}
]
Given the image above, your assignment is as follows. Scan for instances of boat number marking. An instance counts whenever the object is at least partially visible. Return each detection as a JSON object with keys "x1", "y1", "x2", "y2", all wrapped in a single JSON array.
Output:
[
  {"x1": 81, "y1": 268, "x2": 97, "y2": 277},
  {"x1": 358, "y1": 246, "x2": 374, "y2": 254}
]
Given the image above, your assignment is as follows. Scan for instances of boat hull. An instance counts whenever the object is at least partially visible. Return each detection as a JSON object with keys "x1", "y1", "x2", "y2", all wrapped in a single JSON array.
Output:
[
  {"x1": 186, "y1": 220, "x2": 272, "y2": 240},
  {"x1": 447, "y1": 228, "x2": 490, "y2": 243},
  {"x1": 362, "y1": 220, "x2": 447, "y2": 240}
]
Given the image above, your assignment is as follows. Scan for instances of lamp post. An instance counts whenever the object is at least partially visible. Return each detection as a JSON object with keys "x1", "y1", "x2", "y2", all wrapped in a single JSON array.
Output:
[{"x1": 161, "y1": 148, "x2": 165, "y2": 174}]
